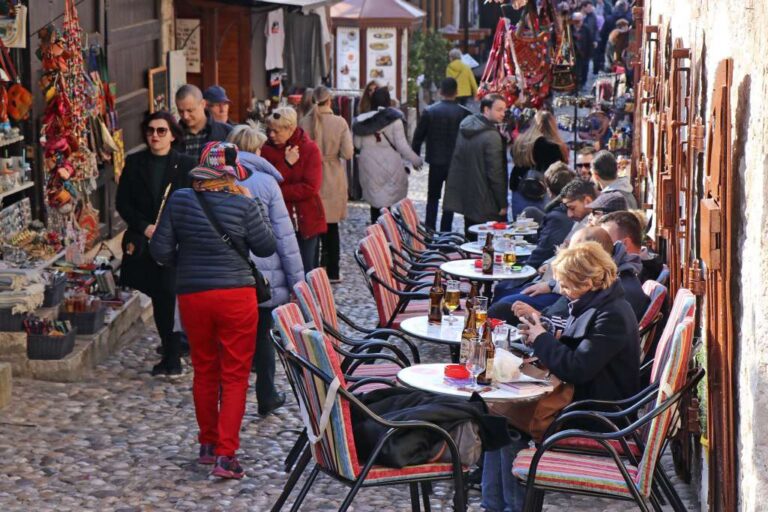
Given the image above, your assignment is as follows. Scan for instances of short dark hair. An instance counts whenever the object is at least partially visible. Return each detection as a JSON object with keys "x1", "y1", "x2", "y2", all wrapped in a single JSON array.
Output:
[
  {"x1": 141, "y1": 111, "x2": 184, "y2": 148},
  {"x1": 480, "y1": 93, "x2": 504, "y2": 113},
  {"x1": 577, "y1": 146, "x2": 597, "y2": 157},
  {"x1": 592, "y1": 150, "x2": 618, "y2": 180},
  {"x1": 370, "y1": 87, "x2": 392, "y2": 110},
  {"x1": 579, "y1": 0, "x2": 593, "y2": 9},
  {"x1": 544, "y1": 162, "x2": 575, "y2": 196},
  {"x1": 440, "y1": 78, "x2": 458, "y2": 97},
  {"x1": 175, "y1": 84, "x2": 203, "y2": 102},
  {"x1": 597, "y1": 210, "x2": 643, "y2": 248},
  {"x1": 560, "y1": 178, "x2": 598, "y2": 202}
]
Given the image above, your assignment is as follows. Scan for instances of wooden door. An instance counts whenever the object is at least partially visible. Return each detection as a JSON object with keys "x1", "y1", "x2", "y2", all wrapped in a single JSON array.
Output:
[{"x1": 216, "y1": 9, "x2": 251, "y2": 123}]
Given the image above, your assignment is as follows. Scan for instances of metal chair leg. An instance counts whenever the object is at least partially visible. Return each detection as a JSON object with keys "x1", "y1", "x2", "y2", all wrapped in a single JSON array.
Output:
[
  {"x1": 289, "y1": 464, "x2": 319, "y2": 512},
  {"x1": 338, "y1": 475, "x2": 367, "y2": 512},
  {"x1": 284, "y1": 430, "x2": 307, "y2": 472},
  {"x1": 656, "y1": 466, "x2": 687, "y2": 511},
  {"x1": 420, "y1": 481, "x2": 432, "y2": 512},
  {"x1": 523, "y1": 487, "x2": 545, "y2": 512},
  {"x1": 409, "y1": 482, "x2": 422, "y2": 512},
  {"x1": 271, "y1": 448, "x2": 311, "y2": 512}
]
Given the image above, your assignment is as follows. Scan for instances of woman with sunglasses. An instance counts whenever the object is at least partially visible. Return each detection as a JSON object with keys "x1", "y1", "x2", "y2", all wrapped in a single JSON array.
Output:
[{"x1": 116, "y1": 111, "x2": 196, "y2": 377}]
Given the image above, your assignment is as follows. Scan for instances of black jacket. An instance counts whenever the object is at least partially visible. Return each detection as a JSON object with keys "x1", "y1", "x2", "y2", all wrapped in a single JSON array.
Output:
[
  {"x1": 532, "y1": 280, "x2": 641, "y2": 403},
  {"x1": 150, "y1": 188, "x2": 277, "y2": 294},
  {"x1": 444, "y1": 114, "x2": 508, "y2": 222},
  {"x1": 116, "y1": 149, "x2": 195, "y2": 295},
  {"x1": 526, "y1": 202, "x2": 574, "y2": 269},
  {"x1": 181, "y1": 112, "x2": 233, "y2": 157},
  {"x1": 411, "y1": 100, "x2": 471, "y2": 167},
  {"x1": 510, "y1": 137, "x2": 565, "y2": 192}
]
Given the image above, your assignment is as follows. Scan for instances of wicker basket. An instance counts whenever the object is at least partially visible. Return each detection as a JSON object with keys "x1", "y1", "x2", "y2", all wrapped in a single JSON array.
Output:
[
  {"x1": 59, "y1": 307, "x2": 106, "y2": 335},
  {"x1": 0, "y1": 307, "x2": 27, "y2": 332},
  {"x1": 43, "y1": 276, "x2": 67, "y2": 307},
  {"x1": 27, "y1": 328, "x2": 77, "y2": 360}
]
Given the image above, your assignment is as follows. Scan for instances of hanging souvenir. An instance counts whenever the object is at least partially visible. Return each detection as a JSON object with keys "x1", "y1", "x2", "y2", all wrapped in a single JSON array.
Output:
[
  {"x1": 0, "y1": 38, "x2": 32, "y2": 121},
  {"x1": 551, "y1": 18, "x2": 577, "y2": 92},
  {"x1": 509, "y1": 0, "x2": 554, "y2": 108},
  {"x1": 478, "y1": 18, "x2": 519, "y2": 106}
]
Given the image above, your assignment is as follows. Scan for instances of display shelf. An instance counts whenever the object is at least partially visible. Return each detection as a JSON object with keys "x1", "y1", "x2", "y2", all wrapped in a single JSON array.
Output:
[
  {"x1": 0, "y1": 135, "x2": 23, "y2": 148},
  {"x1": 0, "y1": 181, "x2": 33, "y2": 202}
]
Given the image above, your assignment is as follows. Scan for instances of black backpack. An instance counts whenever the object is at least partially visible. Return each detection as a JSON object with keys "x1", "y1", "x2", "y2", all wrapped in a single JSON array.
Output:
[{"x1": 518, "y1": 169, "x2": 547, "y2": 200}]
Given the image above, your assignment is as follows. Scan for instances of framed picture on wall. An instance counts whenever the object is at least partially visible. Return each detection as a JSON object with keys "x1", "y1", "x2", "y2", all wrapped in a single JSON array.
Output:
[{"x1": 148, "y1": 67, "x2": 168, "y2": 113}]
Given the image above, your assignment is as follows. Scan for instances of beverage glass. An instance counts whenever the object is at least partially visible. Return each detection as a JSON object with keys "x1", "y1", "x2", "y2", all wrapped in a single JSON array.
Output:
[
  {"x1": 444, "y1": 280, "x2": 461, "y2": 324},
  {"x1": 493, "y1": 323, "x2": 511, "y2": 348},
  {"x1": 473, "y1": 297, "x2": 488, "y2": 329},
  {"x1": 465, "y1": 337, "x2": 486, "y2": 391}
]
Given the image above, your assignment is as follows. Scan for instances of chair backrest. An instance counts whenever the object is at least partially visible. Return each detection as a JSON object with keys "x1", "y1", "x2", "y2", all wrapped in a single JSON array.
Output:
[
  {"x1": 378, "y1": 210, "x2": 404, "y2": 254},
  {"x1": 656, "y1": 265, "x2": 670, "y2": 286},
  {"x1": 359, "y1": 234, "x2": 400, "y2": 326},
  {"x1": 286, "y1": 327, "x2": 362, "y2": 481},
  {"x1": 635, "y1": 318, "x2": 695, "y2": 496},
  {"x1": 638, "y1": 280, "x2": 668, "y2": 358},
  {"x1": 272, "y1": 302, "x2": 308, "y2": 351},
  {"x1": 306, "y1": 268, "x2": 340, "y2": 331},
  {"x1": 293, "y1": 281, "x2": 326, "y2": 335},
  {"x1": 650, "y1": 288, "x2": 695, "y2": 383},
  {"x1": 393, "y1": 198, "x2": 427, "y2": 252}
]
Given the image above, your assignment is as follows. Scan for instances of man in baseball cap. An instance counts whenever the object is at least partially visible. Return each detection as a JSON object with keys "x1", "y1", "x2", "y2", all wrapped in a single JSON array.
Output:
[
  {"x1": 203, "y1": 85, "x2": 232, "y2": 125},
  {"x1": 586, "y1": 191, "x2": 628, "y2": 225}
]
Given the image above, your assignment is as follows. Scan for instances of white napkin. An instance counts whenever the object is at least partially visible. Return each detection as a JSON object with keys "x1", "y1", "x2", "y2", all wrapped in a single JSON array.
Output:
[{"x1": 492, "y1": 348, "x2": 522, "y2": 383}]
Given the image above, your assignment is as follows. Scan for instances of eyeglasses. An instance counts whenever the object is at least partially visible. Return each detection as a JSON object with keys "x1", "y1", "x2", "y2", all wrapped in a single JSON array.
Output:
[
  {"x1": 146, "y1": 127, "x2": 169, "y2": 136},
  {"x1": 575, "y1": 163, "x2": 591, "y2": 168}
]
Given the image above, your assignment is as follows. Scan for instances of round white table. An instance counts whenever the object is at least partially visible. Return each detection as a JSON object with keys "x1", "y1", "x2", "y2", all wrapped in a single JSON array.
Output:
[
  {"x1": 468, "y1": 223, "x2": 539, "y2": 237},
  {"x1": 460, "y1": 241, "x2": 534, "y2": 258},
  {"x1": 399, "y1": 315, "x2": 465, "y2": 347},
  {"x1": 439, "y1": 259, "x2": 537, "y2": 282},
  {"x1": 397, "y1": 363, "x2": 554, "y2": 403}
]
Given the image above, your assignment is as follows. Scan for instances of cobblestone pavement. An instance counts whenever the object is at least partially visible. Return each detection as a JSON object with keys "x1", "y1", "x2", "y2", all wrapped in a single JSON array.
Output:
[{"x1": 0, "y1": 171, "x2": 698, "y2": 511}]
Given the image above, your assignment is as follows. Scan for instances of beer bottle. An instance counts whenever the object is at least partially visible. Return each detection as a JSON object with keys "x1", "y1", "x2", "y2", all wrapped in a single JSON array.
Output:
[
  {"x1": 476, "y1": 319, "x2": 496, "y2": 385},
  {"x1": 465, "y1": 282, "x2": 480, "y2": 312},
  {"x1": 482, "y1": 233, "x2": 494, "y2": 275},
  {"x1": 428, "y1": 270, "x2": 444, "y2": 324},
  {"x1": 459, "y1": 307, "x2": 477, "y2": 364}
]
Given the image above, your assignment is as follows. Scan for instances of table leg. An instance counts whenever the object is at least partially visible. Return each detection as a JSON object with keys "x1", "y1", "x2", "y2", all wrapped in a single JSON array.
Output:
[
  {"x1": 449, "y1": 344, "x2": 460, "y2": 363},
  {"x1": 483, "y1": 281, "x2": 494, "y2": 302}
]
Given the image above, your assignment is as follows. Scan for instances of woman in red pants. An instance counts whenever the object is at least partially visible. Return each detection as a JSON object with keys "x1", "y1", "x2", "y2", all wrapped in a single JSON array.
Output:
[{"x1": 150, "y1": 141, "x2": 277, "y2": 479}]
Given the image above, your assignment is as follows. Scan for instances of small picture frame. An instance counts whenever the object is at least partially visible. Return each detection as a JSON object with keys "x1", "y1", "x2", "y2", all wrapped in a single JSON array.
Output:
[{"x1": 148, "y1": 66, "x2": 168, "y2": 113}]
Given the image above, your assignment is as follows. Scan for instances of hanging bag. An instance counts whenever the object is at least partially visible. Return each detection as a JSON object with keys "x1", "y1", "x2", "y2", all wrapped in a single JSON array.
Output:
[
  {"x1": 509, "y1": 0, "x2": 554, "y2": 107},
  {"x1": 551, "y1": 19, "x2": 577, "y2": 92},
  {"x1": 0, "y1": 37, "x2": 31, "y2": 121}
]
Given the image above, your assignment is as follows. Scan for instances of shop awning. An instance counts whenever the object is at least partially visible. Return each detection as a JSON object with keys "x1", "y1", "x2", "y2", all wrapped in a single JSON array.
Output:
[
  {"x1": 330, "y1": 0, "x2": 425, "y2": 21},
  {"x1": 251, "y1": 0, "x2": 341, "y2": 8}
]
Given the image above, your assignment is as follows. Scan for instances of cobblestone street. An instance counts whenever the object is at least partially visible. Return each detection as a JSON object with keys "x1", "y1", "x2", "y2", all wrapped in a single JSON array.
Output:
[{"x1": 0, "y1": 171, "x2": 698, "y2": 511}]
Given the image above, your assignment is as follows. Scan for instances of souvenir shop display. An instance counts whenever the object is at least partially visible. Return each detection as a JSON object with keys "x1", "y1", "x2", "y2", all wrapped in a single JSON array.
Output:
[
  {"x1": 24, "y1": 316, "x2": 76, "y2": 360},
  {"x1": 59, "y1": 290, "x2": 105, "y2": 335},
  {"x1": 0, "y1": 270, "x2": 44, "y2": 331}
]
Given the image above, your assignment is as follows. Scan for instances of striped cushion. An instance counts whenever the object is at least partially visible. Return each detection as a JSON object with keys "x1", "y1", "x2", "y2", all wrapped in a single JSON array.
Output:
[
  {"x1": 360, "y1": 235, "x2": 401, "y2": 326},
  {"x1": 294, "y1": 281, "x2": 325, "y2": 335},
  {"x1": 553, "y1": 438, "x2": 642, "y2": 458},
  {"x1": 272, "y1": 303, "x2": 307, "y2": 351},
  {"x1": 366, "y1": 462, "x2": 459, "y2": 483},
  {"x1": 395, "y1": 199, "x2": 427, "y2": 252},
  {"x1": 351, "y1": 362, "x2": 401, "y2": 379},
  {"x1": 512, "y1": 449, "x2": 639, "y2": 498},
  {"x1": 650, "y1": 288, "x2": 695, "y2": 382},
  {"x1": 639, "y1": 280, "x2": 667, "y2": 331},
  {"x1": 378, "y1": 211, "x2": 404, "y2": 253},
  {"x1": 306, "y1": 268, "x2": 340, "y2": 331}
]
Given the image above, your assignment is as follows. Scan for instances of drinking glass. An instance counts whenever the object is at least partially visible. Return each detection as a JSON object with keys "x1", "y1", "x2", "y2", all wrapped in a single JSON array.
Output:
[
  {"x1": 493, "y1": 323, "x2": 511, "y2": 348},
  {"x1": 444, "y1": 280, "x2": 461, "y2": 324},
  {"x1": 465, "y1": 337, "x2": 486, "y2": 391},
  {"x1": 473, "y1": 296, "x2": 488, "y2": 329},
  {"x1": 501, "y1": 238, "x2": 516, "y2": 272}
]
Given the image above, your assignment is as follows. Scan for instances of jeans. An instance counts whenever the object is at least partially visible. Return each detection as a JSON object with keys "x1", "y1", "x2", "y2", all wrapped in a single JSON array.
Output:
[
  {"x1": 179, "y1": 287, "x2": 258, "y2": 457},
  {"x1": 253, "y1": 306, "x2": 278, "y2": 405},
  {"x1": 150, "y1": 286, "x2": 178, "y2": 365},
  {"x1": 482, "y1": 437, "x2": 530, "y2": 512},
  {"x1": 491, "y1": 291, "x2": 561, "y2": 314},
  {"x1": 426, "y1": 164, "x2": 454, "y2": 232},
  {"x1": 298, "y1": 235, "x2": 319, "y2": 273},
  {"x1": 320, "y1": 223, "x2": 341, "y2": 279}
]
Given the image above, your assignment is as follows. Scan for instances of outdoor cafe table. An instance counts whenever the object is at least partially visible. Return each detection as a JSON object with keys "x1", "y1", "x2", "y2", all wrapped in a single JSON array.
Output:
[
  {"x1": 439, "y1": 259, "x2": 537, "y2": 299},
  {"x1": 397, "y1": 363, "x2": 554, "y2": 403},
  {"x1": 459, "y1": 241, "x2": 534, "y2": 258},
  {"x1": 468, "y1": 222, "x2": 539, "y2": 238}
]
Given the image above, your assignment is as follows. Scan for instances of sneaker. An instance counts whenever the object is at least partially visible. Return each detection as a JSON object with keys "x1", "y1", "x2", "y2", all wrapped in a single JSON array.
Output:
[
  {"x1": 198, "y1": 444, "x2": 216, "y2": 465},
  {"x1": 328, "y1": 275, "x2": 342, "y2": 284},
  {"x1": 151, "y1": 360, "x2": 184, "y2": 378},
  {"x1": 257, "y1": 392, "x2": 286, "y2": 416},
  {"x1": 212, "y1": 456, "x2": 244, "y2": 479}
]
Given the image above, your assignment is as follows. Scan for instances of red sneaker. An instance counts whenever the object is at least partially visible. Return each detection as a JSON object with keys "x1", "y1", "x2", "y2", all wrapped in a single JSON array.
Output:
[{"x1": 212, "y1": 456, "x2": 245, "y2": 479}]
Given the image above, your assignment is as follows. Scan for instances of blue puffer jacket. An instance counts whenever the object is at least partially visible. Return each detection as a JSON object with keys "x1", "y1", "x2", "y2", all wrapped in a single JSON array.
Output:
[
  {"x1": 526, "y1": 202, "x2": 575, "y2": 269},
  {"x1": 238, "y1": 152, "x2": 305, "y2": 308},
  {"x1": 150, "y1": 188, "x2": 277, "y2": 295}
]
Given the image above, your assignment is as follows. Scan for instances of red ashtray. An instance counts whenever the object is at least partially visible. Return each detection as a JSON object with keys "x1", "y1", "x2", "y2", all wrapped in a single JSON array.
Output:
[
  {"x1": 489, "y1": 318, "x2": 505, "y2": 328},
  {"x1": 474, "y1": 259, "x2": 483, "y2": 268},
  {"x1": 444, "y1": 364, "x2": 470, "y2": 379},
  {"x1": 492, "y1": 222, "x2": 508, "y2": 230}
]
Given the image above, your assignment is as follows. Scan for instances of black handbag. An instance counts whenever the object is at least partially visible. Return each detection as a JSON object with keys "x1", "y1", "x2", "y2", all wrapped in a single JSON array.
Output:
[{"x1": 194, "y1": 191, "x2": 272, "y2": 303}]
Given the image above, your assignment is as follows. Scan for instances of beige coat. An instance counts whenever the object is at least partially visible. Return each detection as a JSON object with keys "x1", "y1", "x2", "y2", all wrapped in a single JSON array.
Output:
[{"x1": 299, "y1": 106, "x2": 354, "y2": 223}]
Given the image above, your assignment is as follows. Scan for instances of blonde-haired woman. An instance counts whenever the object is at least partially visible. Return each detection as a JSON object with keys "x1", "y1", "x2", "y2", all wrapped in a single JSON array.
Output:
[
  {"x1": 299, "y1": 86, "x2": 353, "y2": 282},
  {"x1": 261, "y1": 106, "x2": 326, "y2": 271},
  {"x1": 227, "y1": 123, "x2": 304, "y2": 416},
  {"x1": 510, "y1": 110, "x2": 570, "y2": 217},
  {"x1": 482, "y1": 240, "x2": 641, "y2": 510}
]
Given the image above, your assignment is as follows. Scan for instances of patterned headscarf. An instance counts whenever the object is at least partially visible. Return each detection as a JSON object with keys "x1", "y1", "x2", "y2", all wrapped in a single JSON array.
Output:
[{"x1": 189, "y1": 141, "x2": 251, "y2": 181}]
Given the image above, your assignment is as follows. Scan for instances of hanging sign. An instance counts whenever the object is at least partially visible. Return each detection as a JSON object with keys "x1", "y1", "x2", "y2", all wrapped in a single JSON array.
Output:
[
  {"x1": 366, "y1": 27, "x2": 397, "y2": 92},
  {"x1": 336, "y1": 27, "x2": 360, "y2": 90}
]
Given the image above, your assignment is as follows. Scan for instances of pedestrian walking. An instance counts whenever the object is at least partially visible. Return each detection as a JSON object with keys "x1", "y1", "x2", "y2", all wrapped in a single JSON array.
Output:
[
  {"x1": 203, "y1": 85, "x2": 233, "y2": 125},
  {"x1": 175, "y1": 84, "x2": 232, "y2": 160},
  {"x1": 299, "y1": 86, "x2": 354, "y2": 283},
  {"x1": 227, "y1": 123, "x2": 304, "y2": 416},
  {"x1": 446, "y1": 48, "x2": 478, "y2": 105},
  {"x1": 261, "y1": 106, "x2": 326, "y2": 272},
  {"x1": 444, "y1": 93, "x2": 508, "y2": 237},
  {"x1": 116, "y1": 112, "x2": 195, "y2": 377},
  {"x1": 352, "y1": 87, "x2": 423, "y2": 224},
  {"x1": 411, "y1": 77, "x2": 471, "y2": 232},
  {"x1": 150, "y1": 141, "x2": 277, "y2": 479}
]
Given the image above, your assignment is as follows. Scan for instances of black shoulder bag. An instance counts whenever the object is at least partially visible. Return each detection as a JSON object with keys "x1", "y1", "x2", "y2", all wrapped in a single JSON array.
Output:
[{"x1": 194, "y1": 191, "x2": 272, "y2": 303}]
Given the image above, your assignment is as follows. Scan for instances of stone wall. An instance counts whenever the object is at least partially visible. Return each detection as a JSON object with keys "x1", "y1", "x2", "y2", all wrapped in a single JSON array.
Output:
[{"x1": 644, "y1": 0, "x2": 768, "y2": 510}]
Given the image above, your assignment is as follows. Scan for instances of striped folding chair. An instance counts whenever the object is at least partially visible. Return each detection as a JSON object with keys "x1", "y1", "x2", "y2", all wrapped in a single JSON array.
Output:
[
  {"x1": 365, "y1": 224, "x2": 438, "y2": 290},
  {"x1": 378, "y1": 210, "x2": 465, "y2": 266},
  {"x1": 656, "y1": 265, "x2": 670, "y2": 286},
  {"x1": 306, "y1": 267, "x2": 421, "y2": 364},
  {"x1": 272, "y1": 327, "x2": 468, "y2": 512},
  {"x1": 392, "y1": 198, "x2": 466, "y2": 251},
  {"x1": 638, "y1": 280, "x2": 668, "y2": 361},
  {"x1": 513, "y1": 319, "x2": 703, "y2": 512}
]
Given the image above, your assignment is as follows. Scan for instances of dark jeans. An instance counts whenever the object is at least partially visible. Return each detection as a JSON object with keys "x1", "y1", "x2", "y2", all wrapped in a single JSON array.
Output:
[
  {"x1": 298, "y1": 235, "x2": 319, "y2": 273},
  {"x1": 320, "y1": 223, "x2": 341, "y2": 279},
  {"x1": 464, "y1": 216, "x2": 482, "y2": 241},
  {"x1": 426, "y1": 164, "x2": 454, "y2": 232},
  {"x1": 482, "y1": 436, "x2": 530, "y2": 512},
  {"x1": 253, "y1": 306, "x2": 278, "y2": 405},
  {"x1": 151, "y1": 287, "x2": 179, "y2": 365},
  {"x1": 370, "y1": 206, "x2": 382, "y2": 225}
]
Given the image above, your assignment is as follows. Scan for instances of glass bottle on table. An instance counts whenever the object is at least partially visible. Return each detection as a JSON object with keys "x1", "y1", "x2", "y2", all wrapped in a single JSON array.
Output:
[
  {"x1": 482, "y1": 233, "x2": 494, "y2": 275},
  {"x1": 427, "y1": 269, "x2": 444, "y2": 325},
  {"x1": 465, "y1": 282, "x2": 480, "y2": 313},
  {"x1": 444, "y1": 279, "x2": 461, "y2": 324},
  {"x1": 459, "y1": 307, "x2": 478, "y2": 365},
  {"x1": 476, "y1": 319, "x2": 496, "y2": 386}
]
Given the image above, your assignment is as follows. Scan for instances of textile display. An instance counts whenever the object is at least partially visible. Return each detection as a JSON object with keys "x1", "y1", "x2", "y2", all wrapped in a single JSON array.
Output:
[{"x1": 265, "y1": 9, "x2": 285, "y2": 71}]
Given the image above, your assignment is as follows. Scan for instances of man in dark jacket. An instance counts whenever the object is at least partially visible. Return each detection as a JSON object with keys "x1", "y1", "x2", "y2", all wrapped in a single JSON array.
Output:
[
  {"x1": 412, "y1": 78, "x2": 471, "y2": 231},
  {"x1": 590, "y1": 150, "x2": 638, "y2": 208},
  {"x1": 444, "y1": 94, "x2": 508, "y2": 238},
  {"x1": 597, "y1": 210, "x2": 665, "y2": 283},
  {"x1": 175, "y1": 84, "x2": 233, "y2": 160},
  {"x1": 599, "y1": 0, "x2": 631, "y2": 69},
  {"x1": 525, "y1": 164, "x2": 576, "y2": 269},
  {"x1": 572, "y1": 12, "x2": 595, "y2": 89}
]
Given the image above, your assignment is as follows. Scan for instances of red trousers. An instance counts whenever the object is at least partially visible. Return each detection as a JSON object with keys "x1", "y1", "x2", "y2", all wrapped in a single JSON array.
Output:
[{"x1": 178, "y1": 287, "x2": 258, "y2": 457}]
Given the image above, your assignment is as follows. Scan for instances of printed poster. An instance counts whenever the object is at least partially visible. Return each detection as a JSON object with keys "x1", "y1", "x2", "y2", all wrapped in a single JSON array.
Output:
[
  {"x1": 175, "y1": 19, "x2": 201, "y2": 74},
  {"x1": 366, "y1": 27, "x2": 397, "y2": 93},
  {"x1": 336, "y1": 27, "x2": 360, "y2": 90}
]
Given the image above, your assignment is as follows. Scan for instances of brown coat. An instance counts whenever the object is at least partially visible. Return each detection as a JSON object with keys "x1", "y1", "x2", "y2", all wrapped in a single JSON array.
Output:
[{"x1": 300, "y1": 105, "x2": 354, "y2": 223}]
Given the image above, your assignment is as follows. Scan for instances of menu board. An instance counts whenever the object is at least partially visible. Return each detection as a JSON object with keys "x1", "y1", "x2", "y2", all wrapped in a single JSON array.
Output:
[
  {"x1": 336, "y1": 27, "x2": 360, "y2": 90},
  {"x1": 366, "y1": 27, "x2": 398, "y2": 94}
]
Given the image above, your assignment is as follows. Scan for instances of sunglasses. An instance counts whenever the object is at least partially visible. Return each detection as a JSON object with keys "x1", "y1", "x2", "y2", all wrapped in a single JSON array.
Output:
[
  {"x1": 146, "y1": 127, "x2": 169, "y2": 136},
  {"x1": 575, "y1": 163, "x2": 591, "y2": 168},
  {"x1": 271, "y1": 112, "x2": 282, "y2": 120}
]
